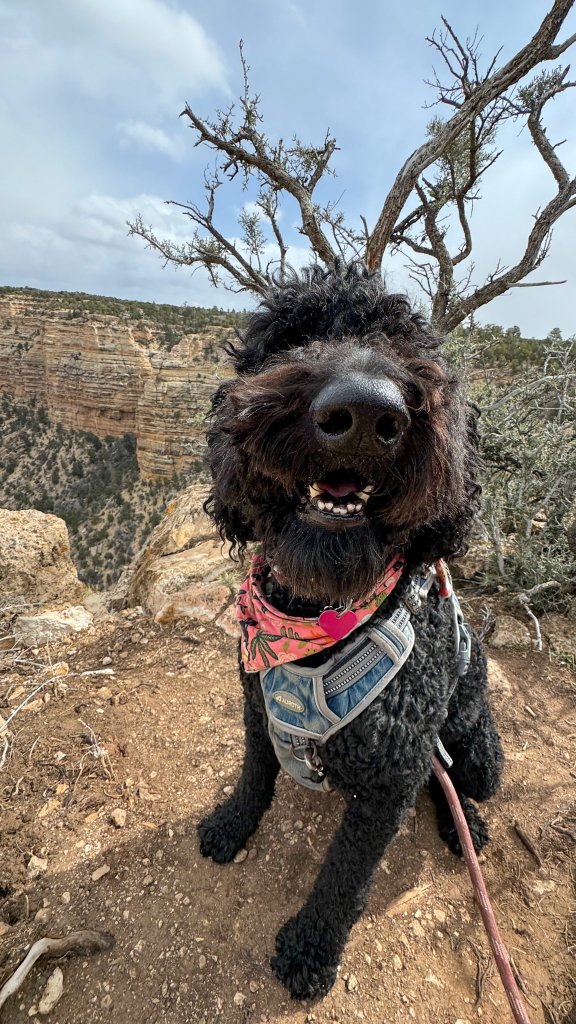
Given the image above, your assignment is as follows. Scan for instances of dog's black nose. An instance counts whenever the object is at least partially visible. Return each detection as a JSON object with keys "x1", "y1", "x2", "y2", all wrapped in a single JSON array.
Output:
[{"x1": 311, "y1": 373, "x2": 410, "y2": 453}]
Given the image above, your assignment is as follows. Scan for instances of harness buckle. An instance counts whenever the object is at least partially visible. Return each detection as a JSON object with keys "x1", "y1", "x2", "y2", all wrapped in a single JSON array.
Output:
[
  {"x1": 304, "y1": 741, "x2": 325, "y2": 776},
  {"x1": 457, "y1": 620, "x2": 472, "y2": 676},
  {"x1": 403, "y1": 579, "x2": 424, "y2": 615}
]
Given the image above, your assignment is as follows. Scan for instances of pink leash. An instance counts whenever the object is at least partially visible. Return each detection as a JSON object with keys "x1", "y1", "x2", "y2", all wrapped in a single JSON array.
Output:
[{"x1": 431, "y1": 754, "x2": 533, "y2": 1024}]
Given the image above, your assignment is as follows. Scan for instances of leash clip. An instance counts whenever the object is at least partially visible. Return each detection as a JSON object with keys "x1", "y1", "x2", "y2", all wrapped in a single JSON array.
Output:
[{"x1": 436, "y1": 738, "x2": 453, "y2": 769}]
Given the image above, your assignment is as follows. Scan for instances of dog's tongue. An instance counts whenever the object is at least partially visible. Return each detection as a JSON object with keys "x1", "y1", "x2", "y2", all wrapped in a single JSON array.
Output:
[{"x1": 318, "y1": 478, "x2": 357, "y2": 498}]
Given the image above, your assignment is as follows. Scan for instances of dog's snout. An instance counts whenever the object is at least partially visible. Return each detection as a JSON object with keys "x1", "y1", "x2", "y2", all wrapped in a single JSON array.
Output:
[{"x1": 311, "y1": 373, "x2": 410, "y2": 453}]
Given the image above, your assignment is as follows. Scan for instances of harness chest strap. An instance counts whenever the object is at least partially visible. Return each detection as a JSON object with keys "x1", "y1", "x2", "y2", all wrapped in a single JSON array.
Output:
[{"x1": 253, "y1": 563, "x2": 472, "y2": 791}]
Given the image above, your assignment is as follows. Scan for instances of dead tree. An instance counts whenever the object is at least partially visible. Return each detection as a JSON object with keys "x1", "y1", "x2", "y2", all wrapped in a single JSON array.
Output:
[{"x1": 129, "y1": 2, "x2": 576, "y2": 329}]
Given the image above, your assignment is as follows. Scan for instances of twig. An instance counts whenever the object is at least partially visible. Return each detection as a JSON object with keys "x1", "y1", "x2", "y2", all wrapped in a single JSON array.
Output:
[
  {"x1": 469, "y1": 939, "x2": 493, "y2": 1005},
  {"x1": 0, "y1": 671, "x2": 73, "y2": 737},
  {"x1": 0, "y1": 735, "x2": 10, "y2": 771},
  {"x1": 516, "y1": 582, "x2": 560, "y2": 652},
  {"x1": 540, "y1": 997, "x2": 559, "y2": 1024},
  {"x1": 0, "y1": 930, "x2": 115, "y2": 1011},
  {"x1": 513, "y1": 821, "x2": 543, "y2": 867}
]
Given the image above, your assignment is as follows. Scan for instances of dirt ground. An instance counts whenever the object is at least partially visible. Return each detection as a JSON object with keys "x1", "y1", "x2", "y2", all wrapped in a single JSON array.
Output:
[{"x1": 1, "y1": 608, "x2": 575, "y2": 1024}]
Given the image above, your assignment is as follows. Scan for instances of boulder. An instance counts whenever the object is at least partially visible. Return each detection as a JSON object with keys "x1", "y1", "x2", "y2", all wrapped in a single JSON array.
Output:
[
  {"x1": 215, "y1": 601, "x2": 242, "y2": 639},
  {"x1": 14, "y1": 605, "x2": 93, "y2": 647},
  {"x1": 155, "y1": 582, "x2": 230, "y2": 625},
  {"x1": 0, "y1": 509, "x2": 83, "y2": 613},
  {"x1": 488, "y1": 614, "x2": 532, "y2": 650},
  {"x1": 125, "y1": 484, "x2": 237, "y2": 625}
]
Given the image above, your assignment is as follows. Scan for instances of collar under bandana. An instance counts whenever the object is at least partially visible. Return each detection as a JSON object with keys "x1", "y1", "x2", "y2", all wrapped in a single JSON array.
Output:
[{"x1": 237, "y1": 554, "x2": 406, "y2": 673}]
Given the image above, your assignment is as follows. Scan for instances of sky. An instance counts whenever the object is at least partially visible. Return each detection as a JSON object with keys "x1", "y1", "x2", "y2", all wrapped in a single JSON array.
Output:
[{"x1": 0, "y1": 0, "x2": 575, "y2": 337}]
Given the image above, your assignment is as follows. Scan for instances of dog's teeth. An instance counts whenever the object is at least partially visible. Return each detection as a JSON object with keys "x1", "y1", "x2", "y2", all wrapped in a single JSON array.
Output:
[
  {"x1": 346, "y1": 503, "x2": 356, "y2": 512},
  {"x1": 364, "y1": 484, "x2": 375, "y2": 493},
  {"x1": 356, "y1": 490, "x2": 370, "y2": 501},
  {"x1": 317, "y1": 500, "x2": 326, "y2": 510},
  {"x1": 324, "y1": 501, "x2": 333, "y2": 511},
  {"x1": 337, "y1": 507, "x2": 347, "y2": 516},
  {"x1": 355, "y1": 503, "x2": 363, "y2": 512},
  {"x1": 309, "y1": 484, "x2": 321, "y2": 497}
]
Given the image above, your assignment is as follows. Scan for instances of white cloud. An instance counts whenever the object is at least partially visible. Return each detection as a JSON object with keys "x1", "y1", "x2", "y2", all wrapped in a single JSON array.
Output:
[
  {"x1": 117, "y1": 121, "x2": 184, "y2": 161},
  {"x1": 15, "y1": 0, "x2": 229, "y2": 111}
]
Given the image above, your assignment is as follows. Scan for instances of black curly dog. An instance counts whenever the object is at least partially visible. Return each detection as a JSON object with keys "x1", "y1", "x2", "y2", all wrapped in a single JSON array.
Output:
[{"x1": 198, "y1": 263, "x2": 504, "y2": 1000}]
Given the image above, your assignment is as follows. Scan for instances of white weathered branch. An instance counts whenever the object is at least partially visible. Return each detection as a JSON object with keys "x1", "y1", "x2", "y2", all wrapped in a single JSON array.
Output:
[{"x1": 0, "y1": 931, "x2": 115, "y2": 1012}]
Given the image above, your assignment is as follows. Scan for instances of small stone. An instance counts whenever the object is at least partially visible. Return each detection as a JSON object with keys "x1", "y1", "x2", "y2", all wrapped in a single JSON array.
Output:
[
  {"x1": 223, "y1": 786, "x2": 234, "y2": 796},
  {"x1": 294, "y1": 820, "x2": 304, "y2": 830},
  {"x1": 233, "y1": 992, "x2": 246, "y2": 1007},
  {"x1": 199, "y1": 955, "x2": 207, "y2": 969},
  {"x1": 28, "y1": 1006, "x2": 38, "y2": 1017},
  {"x1": 101, "y1": 656, "x2": 113, "y2": 666},
  {"x1": 143, "y1": 875, "x2": 154, "y2": 885},
  {"x1": 96, "y1": 686, "x2": 113, "y2": 700},
  {"x1": 249, "y1": 981, "x2": 258, "y2": 993},
  {"x1": 61, "y1": 892, "x2": 71, "y2": 904},
  {"x1": 101, "y1": 994, "x2": 113, "y2": 1009},
  {"x1": 412, "y1": 920, "x2": 426, "y2": 939},
  {"x1": 233, "y1": 848, "x2": 248, "y2": 864},
  {"x1": 38, "y1": 798, "x2": 61, "y2": 819},
  {"x1": 26, "y1": 855, "x2": 48, "y2": 880},
  {"x1": 393, "y1": 954, "x2": 403, "y2": 971},
  {"x1": 433, "y1": 907, "x2": 447, "y2": 924},
  {"x1": 530, "y1": 879, "x2": 556, "y2": 895},
  {"x1": 110, "y1": 808, "x2": 127, "y2": 829},
  {"x1": 34, "y1": 908, "x2": 50, "y2": 925},
  {"x1": 425, "y1": 972, "x2": 443, "y2": 988},
  {"x1": 23, "y1": 698, "x2": 44, "y2": 713},
  {"x1": 38, "y1": 967, "x2": 64, "y2": 1014},
  {"x1": 91, "y1": 864, "x2": 110, "y2": 882},
  {"x1": 346, "y1": 974, "x2": 358, "y2": 992},
  {"x1": 489, "y1": 616, "x2": 531, "y2": 650}
]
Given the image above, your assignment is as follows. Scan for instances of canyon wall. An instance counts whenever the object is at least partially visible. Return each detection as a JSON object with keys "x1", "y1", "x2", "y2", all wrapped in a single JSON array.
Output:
[{"x1": 0, "y1": 293, "x2": 232, "y2": 479}]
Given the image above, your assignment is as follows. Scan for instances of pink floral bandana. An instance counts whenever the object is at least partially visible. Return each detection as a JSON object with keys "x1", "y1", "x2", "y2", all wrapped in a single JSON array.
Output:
[{"x1": 237, "y1": 554, "x2": 407, "y2": 673}]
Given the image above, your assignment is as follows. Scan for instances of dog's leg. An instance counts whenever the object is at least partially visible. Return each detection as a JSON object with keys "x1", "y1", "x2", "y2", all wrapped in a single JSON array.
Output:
[
  {"x1": 431, "y1": 701, "x2": 504, "y2": 857},
  {"x1": 272, "y1": 789, "x2": 415, "y2": 999},
  {"x1": 198, "y1": 676, "x2": 279, "y2": 864}
]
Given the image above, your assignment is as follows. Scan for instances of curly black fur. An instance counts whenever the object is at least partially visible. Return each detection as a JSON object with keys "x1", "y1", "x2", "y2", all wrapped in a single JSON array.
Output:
[{"x1": 198, "y1": 262, "x2": 503, "y2": 1000}]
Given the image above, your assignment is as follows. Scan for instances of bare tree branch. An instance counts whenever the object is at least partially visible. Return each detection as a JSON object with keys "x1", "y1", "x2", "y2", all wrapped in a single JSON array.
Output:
[
  {"x1": 130, "y1": 6, "x2": 576, "y2": 325},
  {"x1": 177, "y1": 99, "x2": 338, "y2": 267},
  {"x1": 366, "y1": 0, "x2": 575, "y2": 269}
]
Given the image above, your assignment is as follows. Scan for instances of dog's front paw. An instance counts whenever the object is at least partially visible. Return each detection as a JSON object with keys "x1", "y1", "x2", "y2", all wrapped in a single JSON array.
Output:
[
  {"x1": 440, "y1": 797, "x2": 490, "y2": 858},
  {"x1": 271, "y1": 916, "x2": 338, "y2": 1000},
  {"x1": 197, "y1": 804, "x2": 246, "y2": 864}
]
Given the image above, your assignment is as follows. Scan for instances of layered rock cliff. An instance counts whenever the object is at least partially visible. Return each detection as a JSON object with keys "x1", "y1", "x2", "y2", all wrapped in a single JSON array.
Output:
[{"x1": 0, "y1": 292, "x2": 233, "y2": 479}]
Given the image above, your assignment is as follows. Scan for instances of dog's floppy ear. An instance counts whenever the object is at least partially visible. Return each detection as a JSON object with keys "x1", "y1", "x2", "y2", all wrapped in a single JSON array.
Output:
[
  {"x1": 408, "y1": 401, "x2": 482, "y2": 566},
  {"x1": 204, "y1": 488, "x2": 254, "y2": 555},
  {"x1": 203, "y1": 381, "x2": 255, "y2": 556}
]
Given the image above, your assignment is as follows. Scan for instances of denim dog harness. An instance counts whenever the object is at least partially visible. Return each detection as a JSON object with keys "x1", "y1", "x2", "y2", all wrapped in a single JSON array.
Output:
[{"x1": 256, "y1": 567, "x2": 472, "y2": 791}]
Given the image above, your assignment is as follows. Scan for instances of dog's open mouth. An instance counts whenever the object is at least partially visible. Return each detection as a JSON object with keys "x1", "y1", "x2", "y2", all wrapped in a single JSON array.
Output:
[{"x1": 304, "y1": 470, "x2": 374, "y2": 524}]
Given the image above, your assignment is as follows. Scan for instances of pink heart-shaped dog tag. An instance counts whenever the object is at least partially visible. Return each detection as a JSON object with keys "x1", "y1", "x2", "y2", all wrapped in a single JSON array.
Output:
[{"x1": 318, "y1": 608, "x2": 358, "y2": 641}]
